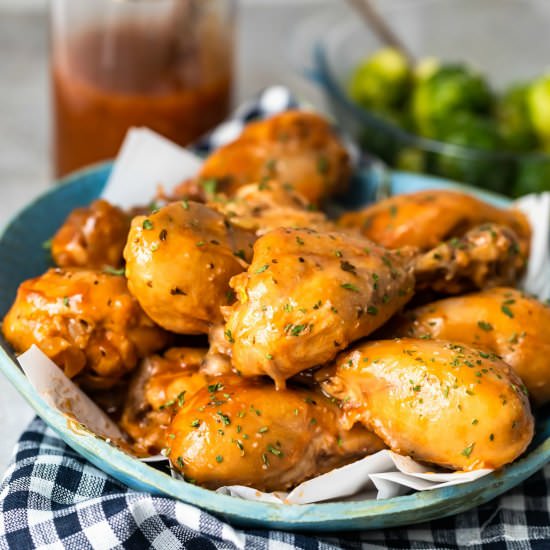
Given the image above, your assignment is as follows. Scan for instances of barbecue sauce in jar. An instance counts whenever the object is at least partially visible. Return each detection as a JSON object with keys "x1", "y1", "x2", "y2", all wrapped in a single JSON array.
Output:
[{"x1": 51, "y1": 0, "x2": 233, "y2": 177}]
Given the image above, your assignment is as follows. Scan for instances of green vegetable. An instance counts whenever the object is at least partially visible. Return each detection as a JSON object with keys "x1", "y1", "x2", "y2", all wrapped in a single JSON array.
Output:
[
  {"x1": 348, "y1": 47, "x2": 411, "y2": 109},
  {"x1": 411, "y1": 64, "x2": 493, "y2": 138},
  {"x1": 514, "y1": 155, "x2": 550, "y2": 196},
  {"x1": 433, "y1": 113, "x2": 507, "y2": 193},
  {"x1": 527, "y1": 73, "x2": 550, "y2": 144},
  {"x1": 496, "y1": 83, "x2": 537, "y2": 151}
]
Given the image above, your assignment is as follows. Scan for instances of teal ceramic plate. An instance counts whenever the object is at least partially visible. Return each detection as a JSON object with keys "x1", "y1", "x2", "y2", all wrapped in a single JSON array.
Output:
[{"x1": 0, "y1": 163, "x2": 548, "y2": 532}]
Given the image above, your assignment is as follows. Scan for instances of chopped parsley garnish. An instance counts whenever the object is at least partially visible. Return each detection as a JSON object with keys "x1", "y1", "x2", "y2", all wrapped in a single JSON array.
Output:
[
  {"x1": 216, "y1": 412, "x2": 231, "y2": 426},
  {"x1": 201, "y1": 178, "x2": 218, "y2": 195},
  {"x1": 103, "y1": 266, "x2": 125, "y2": 276},
  {"x1": 478, "y1": 321, "x2": 493, "y2": 331},
  {"x1": 142, "y1": 219, "x2": 154, "y2": 230},
  {"x1": 341, "y1": 283, "x2": 360, "y2": 292},
  {"x1": 317, "y1": 155, "x2": 330, "y2": 175},
  {"x1": 286, "y1": 324, "x2": 308, "y2": 337},
  {"x1": 461, "y1": 443, "x2": 475, "y2": 458},
  {"x1": 267, "y1": 445, "x2": 283, "y2": 457},
  {"x1": 501, "y1": 304, "x2": 514, "y2": 318},
  {"x1": 255, "y1": 264, "x2": 269, "y2": 274}
]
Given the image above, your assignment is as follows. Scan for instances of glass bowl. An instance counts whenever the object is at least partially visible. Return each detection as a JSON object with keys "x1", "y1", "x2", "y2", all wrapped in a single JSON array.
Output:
[{"x1": 302, "y1": 0, "x2": 550, "y2": 197}]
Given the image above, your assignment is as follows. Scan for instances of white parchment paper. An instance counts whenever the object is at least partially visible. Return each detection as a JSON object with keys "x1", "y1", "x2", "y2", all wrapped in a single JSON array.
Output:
[{"x1": 16, "y1": 127, "x2": 550, "y2": 503}]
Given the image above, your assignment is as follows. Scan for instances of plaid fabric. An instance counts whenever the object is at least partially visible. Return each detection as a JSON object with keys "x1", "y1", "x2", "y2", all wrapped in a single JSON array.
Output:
[
  {"x1": 1, "y1": 88, "x2": 550, "y2": 548},
  {"x1": 1, "y1": 417, "x2": 550, "y2": 549}
]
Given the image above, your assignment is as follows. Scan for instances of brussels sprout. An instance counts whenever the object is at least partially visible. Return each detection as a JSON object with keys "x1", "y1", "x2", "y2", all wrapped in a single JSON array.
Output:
[
  {"x1": 433, "y1": 113, "x2": 509, "y2": 193},
  {"x1": 414, "y1": 57, "x2": 440, "y2": 83},
  {"x1": 411, "y1": 64, "x2": 493, "y2": 138},
  {"x1": 527, "y1": 73, "x2": 550, "y2": 144},
  {"x1": 496, "y1": 83, "x2": 537, "y2": 151},
  {"x1": 348, "y1": 47, "x2": 411, "y2": 109},
  {"x1": 514, "y1": 155, "x2": 550, "y2": 196}
]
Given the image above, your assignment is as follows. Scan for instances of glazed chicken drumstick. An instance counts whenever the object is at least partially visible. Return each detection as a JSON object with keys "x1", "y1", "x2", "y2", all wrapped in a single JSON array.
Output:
[
  {"x1": 175, "y1": 110, "x2": 352, "y2": 205},
  {"x1": 338, "y1": 189, "x2": 531, "y2": 255},
  {"x1": 2, "y1": 268, "x2": 170, "y2": 389},
  {"x1": 166, "y1": 376, "x2": 385, "y2": 490},
  {"x1": 317, "y1": 338, "x2": 534, "y2": 471},
  {"x1": 123, "y1": 201, "x2": 255, "y2": 334},
  {"x1": 223, "y1": 227, "x2": 416, "y2": 388}
]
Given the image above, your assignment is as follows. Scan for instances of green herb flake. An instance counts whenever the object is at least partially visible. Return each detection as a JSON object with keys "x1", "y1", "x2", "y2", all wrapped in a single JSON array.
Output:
[
  {"x1": 201, "y1": 179, "x2": 218, "y2": 195},
  {"x1": 461, "y1": 443, "x2": 475, "y2": 458},
  {"x1": 142, "y1": 219, "x2": 154, "y2": 230},
  {"x1": 267, "y1": 445, "x2": 283, "y2": 457},
  {"x1": 478, "y1": 321, "x2": 493, "y2": 332},
  {"x1": 317, "y1": 155, "x2": 330, "y2": 175},
  {"x1": 501, "y1": 304, "x2": 514, "y2": 318},
  {"x1": 255, "y1": 264, "x2": 269, "y2": 274},
  {"x1": 215, "y1": 455, "x2": 224, "y2": 463},
  {"x1": 216, "y1": 411, "x2": 231, "y2": 426},
  {"x1": 103, "y1": 266, "x2": 125, "y2": 276},
  {"x1": 341, "y1": 283, "x2": 360, "y2": 292}
]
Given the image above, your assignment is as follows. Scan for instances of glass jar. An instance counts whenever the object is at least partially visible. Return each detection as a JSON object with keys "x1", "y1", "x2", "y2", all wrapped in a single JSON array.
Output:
[{"x1": 50, "y1": 0, "x2": 235, "y2": 177}]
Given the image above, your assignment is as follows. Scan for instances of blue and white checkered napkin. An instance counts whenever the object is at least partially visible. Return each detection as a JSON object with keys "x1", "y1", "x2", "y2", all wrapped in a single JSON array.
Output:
[
  {"x1": 2, "y1": 417, "x2": 550, "y2": 549},
  {"x1": 2, "y1": 87, "x2": 550, "y2": 549}
]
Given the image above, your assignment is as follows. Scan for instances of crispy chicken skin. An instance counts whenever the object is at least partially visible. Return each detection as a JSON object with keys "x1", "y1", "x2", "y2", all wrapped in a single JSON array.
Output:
[
  {"x1": 177, "y1": 111, "x2": 351, "y2": 205},
  {"x1": 51, "y1": 199, "x2": 130, "y2": 269},
  {"x1": 223, "y1": 227, "x2": 415, "y2": 387},
  {"x1": 318, "y1": 338, "x2": 534, "y2": 471},
  {"x1": 207, "y1": 180, "x2": 335, "y2": 235},
  {"x1": 120, "y1": 347, "x2": 209, "y2": 455},
  {"x1": 338, "y1": 189, "x2": 531, "y2": 254},
  {"x1": 2, "y1": 268, "x2": 169, "y2": 389},
  {"x1": 167, "y1": 377, "x2": 385, "y2": 490},
  {"x1": 390, "y1": 287, "x2": 550, "y2": 406},
  {"x1": 123, "y1": 201, "x2": 255, "y2": 334},
  {"x1": 414, "y1": 224, "x2": 528, "y2": 294}
]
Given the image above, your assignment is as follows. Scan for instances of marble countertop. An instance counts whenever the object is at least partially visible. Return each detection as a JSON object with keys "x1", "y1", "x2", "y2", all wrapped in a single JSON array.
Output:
[{"x1": 0, "y1": 1, "x2": 334, "y2": 475}]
